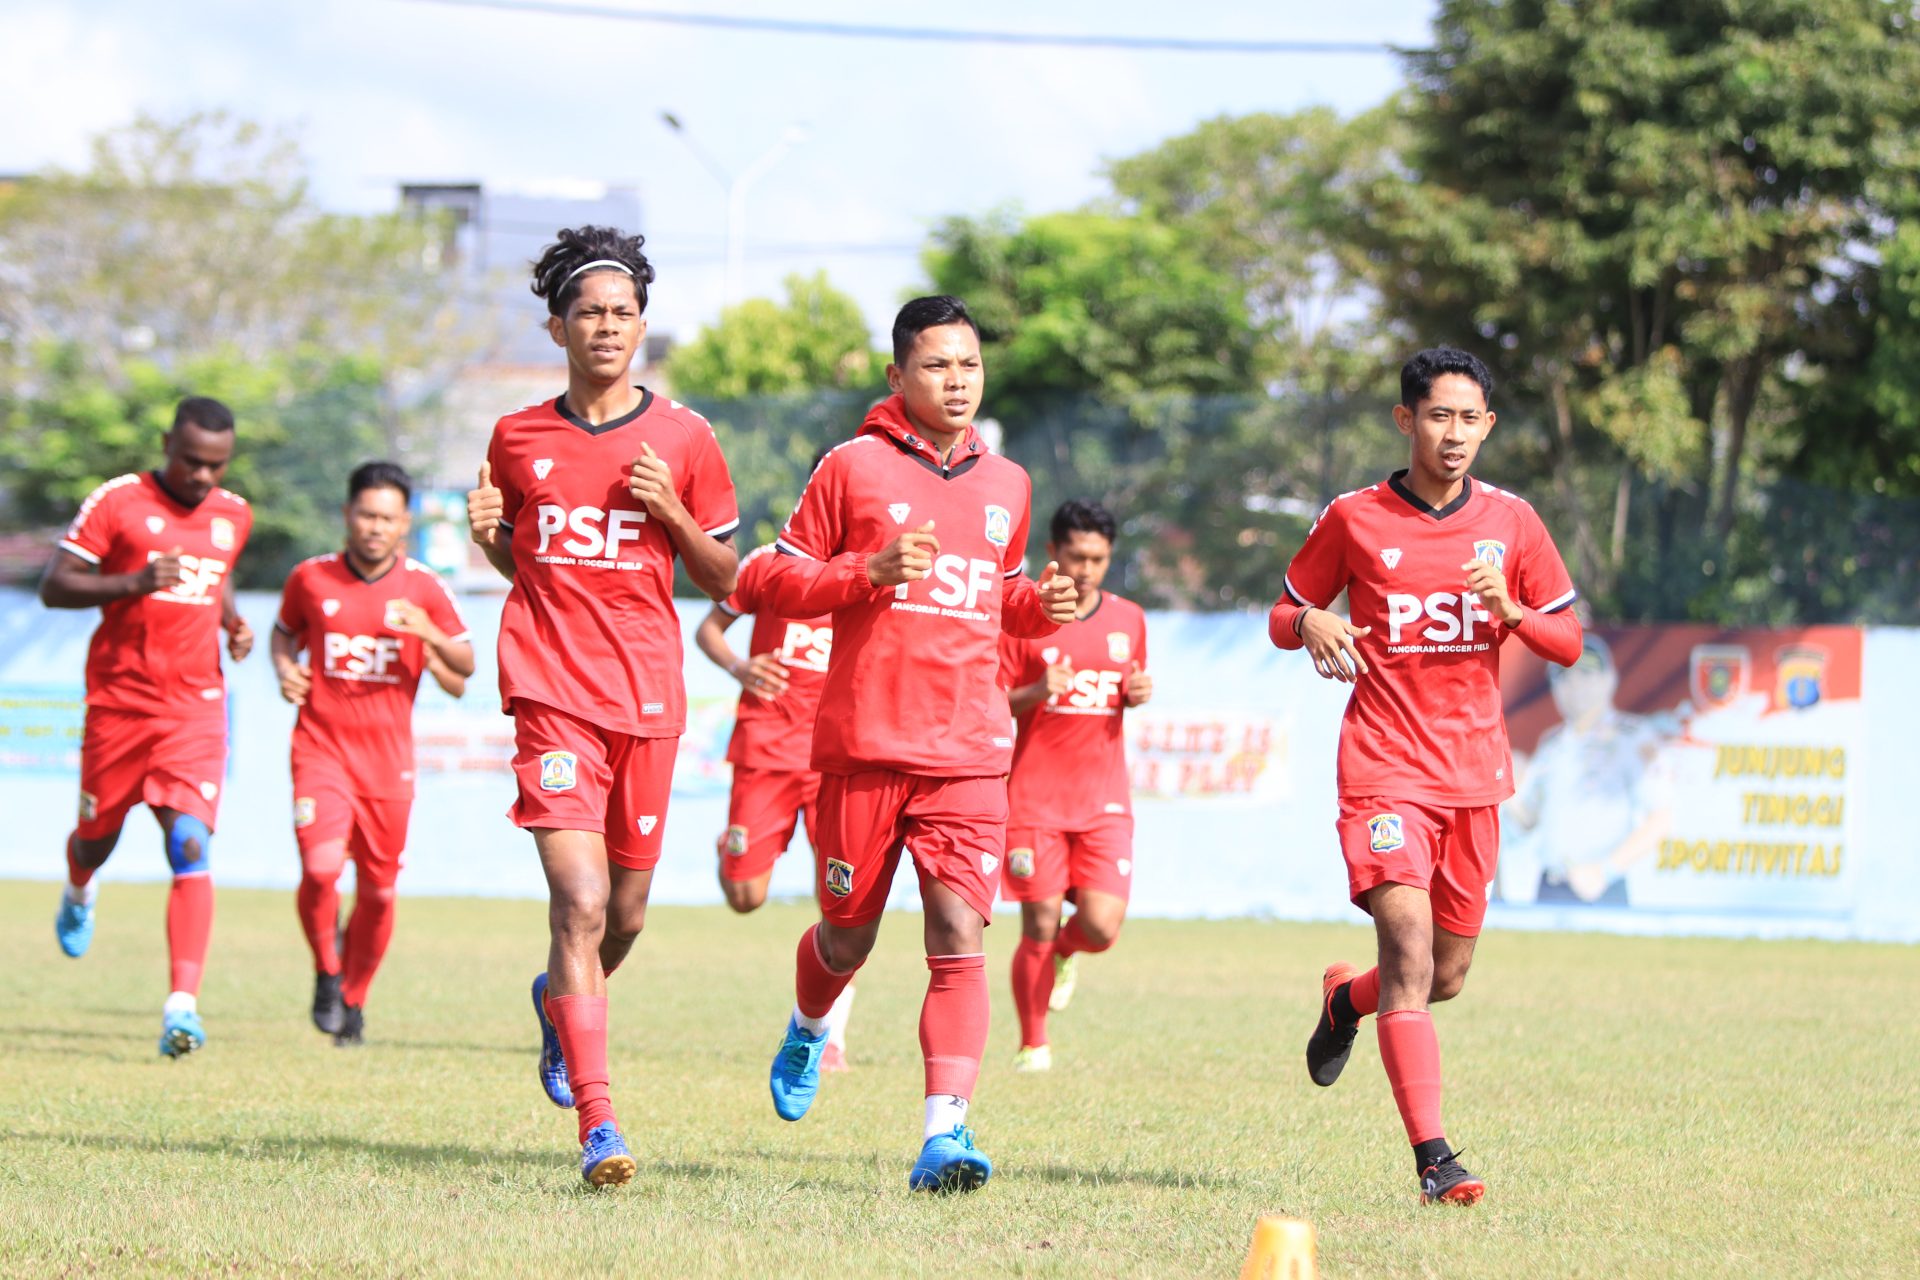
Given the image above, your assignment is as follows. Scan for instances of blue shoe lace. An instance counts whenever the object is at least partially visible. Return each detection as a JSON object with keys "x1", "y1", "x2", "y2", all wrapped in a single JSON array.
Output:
[
  {"x1": 580, "y1": 1122, "x2": 634, "y2": 1187},
  {"x1": 769, "y1": 1016, "x2": 827, "y2": 1121}
]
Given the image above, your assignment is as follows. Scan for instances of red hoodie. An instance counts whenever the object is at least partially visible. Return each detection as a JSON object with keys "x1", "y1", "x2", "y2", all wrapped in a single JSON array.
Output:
[{"x1": 760, "y1": 395, "x2": 1057, "y2": 776}]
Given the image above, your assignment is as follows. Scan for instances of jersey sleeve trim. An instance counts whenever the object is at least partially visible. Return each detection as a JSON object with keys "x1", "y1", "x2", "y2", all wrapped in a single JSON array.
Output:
[
  {"x1": 57, "y1": 539, "x2": 102, "y2": 565},
  {"x1": 1282, "y1": 575, "x2": 1321, "y2": 608},
  {"x1": 1538, "y1": 587, "x2": 1579, "y2": 614},
  {"x1": 715, "y1": 599, "x2": 744, "y2": 618},
  {"x1": 774, "y1": 537, "x2": 816, "y2": 560},
  {"x1": 1003, "y1": 558, "x2": 1027, "y2": 579},
  {"x1": 704, "y1": 516, "x2": 740, "y2": 538}
]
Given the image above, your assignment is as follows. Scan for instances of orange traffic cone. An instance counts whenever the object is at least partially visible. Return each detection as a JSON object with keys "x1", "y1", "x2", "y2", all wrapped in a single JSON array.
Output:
[{"x1": 1240, "y1": 1216, "x2": 1317, "y2": 1280}]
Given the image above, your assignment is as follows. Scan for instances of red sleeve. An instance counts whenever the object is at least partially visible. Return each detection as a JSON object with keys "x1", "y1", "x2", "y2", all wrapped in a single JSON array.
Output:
[
  {"x1": 1516, "y1": 506, "x2": 1578, "y2": 616},
  {"x1": 487, "y1": 424, "x2": 523, "y2": 532},
  {"x1": 1270, "y1": 501, "x2": 1351, "y2": 650},
  {"x1": 1508, "y1": 605, "x2": 1583, "y2": 666},
  {"x1": 997, "y1": 632, "x2": 1034, "y2": 691},
  {"x1": 275, "y1": 564, "x2": 310, "y2": 638},
  {"x1": 721, "y1": 548, "x2": 767, "y2": 617},
  {"x1": 59, "y1": 478, "x2": 125, "y2": 565},
  {"x1": 757, "y1": 452, "x2": 879, "y2": 615},
  {"x1": 1000, "y1": 572, "x2": 1059, "y2": 639},
  {"x1": 417, "y1": 567, "x2": 471, "y2": 642},
  {"x1": 232, "y1": 500, "x2": 254, "y2": 558},
  {"x1": 1135, "y1": 610, "x2": 1149, "y2": 672},
  {"x1": 776, "y1": 452, "x2": 845, "y2": 562},
  {"x1": 681, "y1": 415, "x2": 740, "y2": 539}
]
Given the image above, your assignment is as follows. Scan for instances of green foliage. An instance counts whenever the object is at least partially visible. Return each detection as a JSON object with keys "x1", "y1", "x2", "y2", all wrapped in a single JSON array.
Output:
[{"x1": 669, "y1": 273, "x2": 881, "y2": 401}]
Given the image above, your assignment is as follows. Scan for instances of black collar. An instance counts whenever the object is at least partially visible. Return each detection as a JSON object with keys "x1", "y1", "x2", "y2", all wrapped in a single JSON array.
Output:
[
  {"x1": 881, "y1": 430, "x2": 983, "y2": 480},
  {"x1": 1388, "y1": 469, "x2": 1472, "y2": 520},
  {"x1": 556, "y1": 387, "x2": 654, "y2": 436},
  {"x1": 1074, "y1": 590, "x2": 1104, "y2": 623},
  {"x1": 149, "y1": 469, "x2": 204, "y2": 511},
  {"x1": 342, "y1": 550, "x2": 398, "y2": 584}
]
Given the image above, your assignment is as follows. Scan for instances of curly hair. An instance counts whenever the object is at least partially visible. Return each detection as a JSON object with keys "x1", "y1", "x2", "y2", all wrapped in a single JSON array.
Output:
[{"x1": 529, "y1": 225, "x2": 656, "y2": 317}]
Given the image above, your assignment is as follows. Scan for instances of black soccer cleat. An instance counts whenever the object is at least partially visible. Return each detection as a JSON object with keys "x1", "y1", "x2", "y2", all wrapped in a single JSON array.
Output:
[
  {"x1": 1306, "y1": 962, "x2": 1361, "y2": 1086},
  {"x1": 1420, "y1": 1152, "x2": 1486, "y2": 1206},
  {"x1": 333, "y1": 1004, "x2": 364, "y2": 1047},
  {"x1": 312, "y1": 971, "x2": 346, "y2": 1036}
]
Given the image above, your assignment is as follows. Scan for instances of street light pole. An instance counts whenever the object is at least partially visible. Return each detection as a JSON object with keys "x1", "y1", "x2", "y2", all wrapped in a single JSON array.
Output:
[{"x1": 660, "y1": 113, "x2": 807, "y2": 306}]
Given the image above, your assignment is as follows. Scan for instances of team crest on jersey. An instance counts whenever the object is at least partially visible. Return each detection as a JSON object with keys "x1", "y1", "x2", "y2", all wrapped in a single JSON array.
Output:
[
  {"x1": 383, "y1": 599, "x2": 410, "y2": 630},
  {"x1": 1107, "y1": 631, "x2": 1132, "y2": 664},
  {"x1": 539, "y1": 751, "x2": 577, "y2": 792},
  {"x1": 888, "y1": 502, "x2": 910, "y2": 524},
  {"x1": 1367, "y1": 813, "x2": 1405, "y2": 853},
  {"x1": 294, "y1": 797, "x2": 316, "y2": 828},
  {"x1": 984, "y1": 505, "x2": 1012, "y2": 548},
  {"x1": 321, "y1": 599, "x2": 341, "y2": 618},
  {"x1": 724, "y1": 825, "x2": 749, "y2": 857},
  {"x1": 1008, "y1": 847, "x2": 1035, "y2": 879},
  {"x1": 1774, "y1": 644, "x2": 1827, "y2": 710},
  {"x1": 1472, "y1": 539, "x2": 1507, "y2": 571},
  {"x1": 146, "y1": 516, "x2": 166, "y2": 534},
  {"x1": 532, "y1": 458, "x2": 554, "y2": 480},
  {"x1": 638, "y1": 815, "x2": 658, "y2": 836},
  {"x1": 825, "y1": 858, "x2": 854, "y2": 898},
  {"x1": 1381, "y1": 548, "x2": 1403, "y2": 570},
  {"x1": 210, "y1": 517, "x2": 236, "y2": 550},
  {"x1": 78, "y1": 791, "x2": 97, "y2": 822}
]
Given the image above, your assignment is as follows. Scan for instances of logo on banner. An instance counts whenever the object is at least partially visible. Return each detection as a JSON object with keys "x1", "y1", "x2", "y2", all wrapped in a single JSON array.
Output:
[
  {"x1": 1381, "y1": 547, "x2": 1403, "y2": 569},
  {"x1": 825, "y1": 858, "x2": 854, "y2": 898},
  {"x1": 1472, "y1": 539, "x2": 1506, "y2": 571},
  {"x1": 1108, "y1": 632, "x2": 1132, "y2": 664},
  {"x1": 210, "y1": 517, "x2": 236, "y2": 550},
  {"x1": 637, "y1": 815, "x2": 658, "y2": 836},
  {"x1": 294, "y1": 797, "x2": 316, "y2": 828},
  {"x1": 724, "y1": 825, "x2": 749, "y2": 857},
  {"x1": 1689, "y1": 644, "x2": 1750, "y2": 711},
  {"x1": 321, "y1": 599, "x2": 341, "y2": 618},
  {"x1": 1775, "y1": 644, "x2": 1828, "y2": 710},
  {"x1": 984, "y1": 505, "x2": 1012, "y2": 547},
  {"x1": 539, "y1": 751, "x2": 577, "y2": 792},
  {"x1": 532, "y1": 458, "x2": 554, "y2": 480},
  {"x1": 1367, "y1": 813, "x2": 1405, "y2": 853},
  {"x1": 888, "y1": 502, "x2": 910, "y2": 524},
  {"x1": 1008, "y1": 847, "x2": 1035, "y2": 878}
]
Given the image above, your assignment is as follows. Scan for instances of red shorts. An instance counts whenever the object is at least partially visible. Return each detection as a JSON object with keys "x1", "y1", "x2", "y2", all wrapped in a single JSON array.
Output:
[
  {"x1": 292, "y1": 755, "x2": 411, "y2": 887},
  {"x1": 1002, "y1": 815, "x2": 1135, "y2": 904},
  {"x1": 1338, "y1": 796, "x2": 1500, "y2": 937},
  {"x1": 719, "y1": 765, "x2": 821, "y2": 883},
  {"x1": 812, "y1": 769, "x2": 1006, "y2": 928},
  {"x1": 76, "y1": 707, "x2": 227, "y2": 841},
  {"x1": 508, "y1": 701, "x2": 678, "y2": 870}
]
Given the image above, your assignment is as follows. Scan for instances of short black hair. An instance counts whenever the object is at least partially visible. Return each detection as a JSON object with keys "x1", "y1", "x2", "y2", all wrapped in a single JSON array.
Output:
[
  {"x1": 173, "y1": 396, "x2": 234, "y2": 435},
  {"x1": 1050, "y1": 498, "x2": 1117, "y2": 547},
  {"x1": 348, "y1": 460, "x2": 412, "y2": 505},
  {"x1": 1400, "y1": 346, "x2": 1494, "y2": 410},
  {"x1": 530, "y1": 225, "x2": 655, "y2": 317},
  {"x1": 891, "y1": 295, "x2": 980, "y2": 366}
]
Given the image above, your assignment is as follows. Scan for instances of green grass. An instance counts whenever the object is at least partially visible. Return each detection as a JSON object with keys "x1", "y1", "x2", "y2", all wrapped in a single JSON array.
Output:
[{"x1": 1, "y1": 880, "x2": 1916, "y2": 1279}]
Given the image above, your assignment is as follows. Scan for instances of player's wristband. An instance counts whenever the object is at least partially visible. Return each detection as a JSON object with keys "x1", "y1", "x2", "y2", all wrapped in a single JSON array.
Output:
[{"x1": 1292, "y1": 606, "x2": 1312, "y2": 638}]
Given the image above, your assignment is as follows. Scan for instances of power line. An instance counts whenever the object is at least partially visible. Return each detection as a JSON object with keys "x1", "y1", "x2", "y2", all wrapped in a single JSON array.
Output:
[{"x1": 396, "y1": 0, "x2": 1401, "y2": 55}]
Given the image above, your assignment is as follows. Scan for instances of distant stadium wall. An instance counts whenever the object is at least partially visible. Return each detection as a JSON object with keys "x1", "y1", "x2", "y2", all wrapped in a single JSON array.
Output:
[{"x1": 2, "y1": 588, "x2": 1914, "y2": 943}]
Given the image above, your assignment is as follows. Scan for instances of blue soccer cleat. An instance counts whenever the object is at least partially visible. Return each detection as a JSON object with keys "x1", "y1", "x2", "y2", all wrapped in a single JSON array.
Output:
[
  {"x1": 769, "y1": 1014, "x2": 828, "y2": 1121},
  {"x1": 909, "y1": 1125, "x2": 992, "y2": 1193},
  {"x1": 531, "y1": 973, "x2": 574, "y2": 1109},
  {"x1": 158, "y1": 1007, "x2": 205, "y2": 1058},
  {"x1": 55, "y1": 893, "x2": 95, "y2": 959},
  {"x1": 580, "y1": 1122, "x2": 636, "y2": 1188}
]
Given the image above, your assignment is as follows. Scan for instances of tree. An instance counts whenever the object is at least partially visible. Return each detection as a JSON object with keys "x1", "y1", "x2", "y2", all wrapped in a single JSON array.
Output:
[{"x1": 668, "y1": 272, "x2": 880, "y2": 401}]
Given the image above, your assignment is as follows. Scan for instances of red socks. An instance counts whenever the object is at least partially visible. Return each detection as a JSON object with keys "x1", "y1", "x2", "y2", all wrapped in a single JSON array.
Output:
[
  {"x1": 1348, "y1": 967, "x2": 1381, "y2": 1018},
  {"x1": 920, "y1": 953, "x2": 988, "y2": 1098},
  {"x1": 1010, "y1": 937, "x2": 1053, "y2": 1048},
  {"x1": 1053, "y1": 916, "x2": 1110, "y2": 959},
  {"x1": 166, "y1": 873, "x2": 214, "y2": 995},
  {"x1": 341, "y1": 882, "x2": 397, "y2": 1008},
  {"x1": 296, "y1": 871, "x2": 342, "y2": 976},
  {"x1": 1376, "y1": 1009, "x2": 1445, "y2": 1145},
  {"x1": 547, "y1": 993, "x2": 614, "y2": 1142},
  {"x1": 794, "y1": 924, "x2": 858, "y2": 1020},
  {"x1": 65, "y1": 832, "x2": 96, "y2": 890}
]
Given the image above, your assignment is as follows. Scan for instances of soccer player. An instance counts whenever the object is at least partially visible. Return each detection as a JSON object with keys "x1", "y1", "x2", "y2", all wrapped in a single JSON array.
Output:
[
  {"x1": 1269, "y1": 347, "x2": 1582, "y2": 1205},
  {"x1": 999, "y1": 499, "x2": 1151, "y2": 1071},
  {"x1": 693, "y1": 495, "x2": 858, "y2": 1071},
  {"x1": 39, "y1": 396, "x2": 254, "y2": 1057},
  {"x1": 271, "y1": 461, "x2": 475, "y2": 1046},
  {"x1": 466, "y1": 225, "x2": 738, "y2": 1187},
  {"x1": 756, "y1": 295, "x2": 1077, "y2": 1193}
]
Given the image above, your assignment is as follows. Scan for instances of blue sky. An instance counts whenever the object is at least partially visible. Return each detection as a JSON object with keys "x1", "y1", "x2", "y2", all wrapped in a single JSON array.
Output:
[{"x1": 0, "y1": 0, "x2": 1434, "y2": 344}]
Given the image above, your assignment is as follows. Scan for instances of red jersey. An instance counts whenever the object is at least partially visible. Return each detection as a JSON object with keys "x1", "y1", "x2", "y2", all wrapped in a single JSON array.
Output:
[
  {"x1": 759, "y1": 395, "x2": 1057, "y2": 777},
  {"x1": 1001, "y1": 591, "x2": 1148, "y2": 829},
  {"x1": 486, "y1": 390, "x2": 738, "y2": 737},
  {"x1": 275, "y1": 553, "x2": 472, "y2": 798},
  {"x1": 1277, "y1": 471, "x2": 1579, "y2": 806},
  {"x1": 59, "y1": 471, "x2": 252, "y2": 720},
  {"x1": 719, "y1": 544, "x2": 832, "y2": 773}
]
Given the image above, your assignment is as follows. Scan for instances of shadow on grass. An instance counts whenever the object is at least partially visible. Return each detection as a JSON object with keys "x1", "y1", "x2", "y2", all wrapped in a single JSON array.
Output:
[{"x1": 1020, "y1": 1161, "x2": 1246, "y2": 1191}]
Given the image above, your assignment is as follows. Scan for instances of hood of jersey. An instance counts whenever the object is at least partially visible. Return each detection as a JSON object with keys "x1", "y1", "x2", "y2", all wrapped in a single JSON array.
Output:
[{"x1": 859, "y1": 394, "x2": 988, "y2": 471}]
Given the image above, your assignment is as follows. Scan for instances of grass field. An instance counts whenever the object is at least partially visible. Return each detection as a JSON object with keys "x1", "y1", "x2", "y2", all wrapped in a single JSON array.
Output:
[{"x1": 1, "y1": 880, "x2": 1916, "y2": 1278}]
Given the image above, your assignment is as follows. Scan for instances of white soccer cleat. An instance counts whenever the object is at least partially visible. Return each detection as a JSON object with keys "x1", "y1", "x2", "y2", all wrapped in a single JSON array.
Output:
[
  {"x1": 1013, "y1": 1044, "x2": 1052, "y2": 1073},
  {"x1": 1048, "y1": 953, "x2": 1079, "y2": 1012}
]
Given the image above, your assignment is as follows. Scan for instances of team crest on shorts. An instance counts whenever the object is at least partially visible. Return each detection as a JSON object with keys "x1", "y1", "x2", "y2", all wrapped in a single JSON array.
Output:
[
  {"x1": 984, "y1": 505, "x2": 1012, "y2": 548},
  {"x1": 539, "y1": 751, "x2": 577, "y2": 792},
  {"x1": 825, "y1": 858, "x2": 855, "y2": 898},
  {"x1": 1107, "y1": 631, "x2": 1132, "y2": 664},
  {"x1": 78, "y1": 791, "x2": 97, "y2": 822},
  {"x1": 1472, "y1": 539, "x2": 1506, "y2": 571},
  {"x1": 294, "y1": 797, "x2": 316, "y2": 828},
  {"x1": 210, "y1": 516, "x2": 236, "y2": 550},
  {"x1": 1008, "y1": 847, "x2": 1035, "y2": 879},
  {"x1": 724, "y1": 825, "x2": 749, "y2": 857},
  {"x1": 1367, "y1": 813, "x2": 1405, "y2": 853}
]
